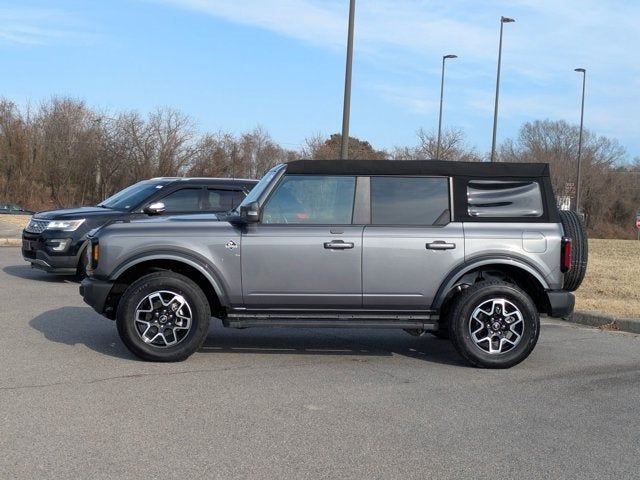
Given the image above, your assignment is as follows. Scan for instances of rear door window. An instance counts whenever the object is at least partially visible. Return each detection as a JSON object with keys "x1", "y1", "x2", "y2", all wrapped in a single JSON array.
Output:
[
  {"x1": 203, "y1": 189, "x2": 241, "y2": 212},
  {"x1": 370, "y1": 177, "x2": 450, "y2": 225},
  {"x1": 158, "y1": 188, "x2": 202, "y2": 213}
]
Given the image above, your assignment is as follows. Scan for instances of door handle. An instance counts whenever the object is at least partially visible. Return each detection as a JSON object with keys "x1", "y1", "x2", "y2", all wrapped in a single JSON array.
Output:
[
  {"x1": 426, "y1": 241, "x2": 456, "y2": 250},
  {"x1": 324, "y1": 240, "x2": 354, "y2": 250}
]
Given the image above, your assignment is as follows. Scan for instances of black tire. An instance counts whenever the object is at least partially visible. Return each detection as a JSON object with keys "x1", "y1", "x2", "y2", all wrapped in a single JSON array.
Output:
[
  {"x1": 116, "y1": 271, "x2": 210, "y2": 362},
  {"x1": 75, "y1": 247, "x2": 88, "y2": 280},
  {"x1": 448, "y1": 281, "x2": 540, "y2": 369},
  {"x1": 558, "y1": 210, "x2": 588, "y2": 291}
]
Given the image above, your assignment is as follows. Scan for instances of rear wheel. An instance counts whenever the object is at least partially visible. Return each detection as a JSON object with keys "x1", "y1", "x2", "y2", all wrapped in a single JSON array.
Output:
[
  {"x1": 116, "y1": 271, "x2": 210, "y2": 362},
  {"x1": 448, "y1": 281, "x2": 539, "y2": 368}
]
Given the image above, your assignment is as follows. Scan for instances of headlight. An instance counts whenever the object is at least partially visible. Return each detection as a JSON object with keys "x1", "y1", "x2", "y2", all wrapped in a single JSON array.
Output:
[{"x1": 46, "y1": 219, "x2": 86, "y2": 231}]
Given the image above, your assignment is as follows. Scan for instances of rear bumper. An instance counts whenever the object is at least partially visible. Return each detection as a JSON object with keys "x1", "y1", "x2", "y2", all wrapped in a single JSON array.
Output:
[
  {"x1": 545, "y1": 290, "x2": 575, "y2": 318},
  {"x1": 80, "y1": 277, "x2": 114, "y2": 317}
]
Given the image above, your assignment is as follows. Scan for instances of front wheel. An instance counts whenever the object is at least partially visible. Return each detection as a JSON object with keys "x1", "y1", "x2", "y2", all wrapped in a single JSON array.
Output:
[
  {"x1": 116, "y1": 271, "x2": 210, "y2": 362},
  {"x1": 448, "y1": 281, "x2": 540, "y2": 369}
]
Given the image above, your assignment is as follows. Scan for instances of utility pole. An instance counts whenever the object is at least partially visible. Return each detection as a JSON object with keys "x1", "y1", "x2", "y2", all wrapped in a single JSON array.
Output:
[
  {"x1": 490, "y1": 16, "x2": 515, "y2": 162},
  {"x1": 436, "y1": 54, "x2": 457, "y2": 159},
  {"x1": 574, "y1": 68, "x2": 586, "y2": 212},
  {"x1": 340, "y1": 0, "x2": 356, "y2": 160}
]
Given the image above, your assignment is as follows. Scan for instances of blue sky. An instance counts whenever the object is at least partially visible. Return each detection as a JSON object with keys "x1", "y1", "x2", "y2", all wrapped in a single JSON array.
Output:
[{"x1": 1, "y1": 0, "x2": 639, "y2": 159}]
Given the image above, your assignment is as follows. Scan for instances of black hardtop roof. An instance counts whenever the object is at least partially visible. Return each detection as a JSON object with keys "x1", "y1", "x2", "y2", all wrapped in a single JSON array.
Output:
[{"x1": 285, "y1": 159, "x2": 550, "y2": 178}]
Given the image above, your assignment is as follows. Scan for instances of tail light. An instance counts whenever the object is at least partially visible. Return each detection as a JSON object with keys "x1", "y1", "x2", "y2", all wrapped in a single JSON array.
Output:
[{"x1": 561, "y1": 237, "x2": 572, "y2": 273}]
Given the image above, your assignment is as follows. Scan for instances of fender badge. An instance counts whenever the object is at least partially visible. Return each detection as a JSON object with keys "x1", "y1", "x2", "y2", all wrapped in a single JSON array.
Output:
[{"x1": 225, "y1": 240, "x2": 238, "y2": 250}]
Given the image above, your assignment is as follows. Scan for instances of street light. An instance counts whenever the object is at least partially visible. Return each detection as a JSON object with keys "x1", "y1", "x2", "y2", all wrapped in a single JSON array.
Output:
[
  {"x1": 490, "y1": 16, "x2": 515, "y2": 162},
  {"x1": 436, "y1": 54, "x2": 457, "y2": 160},
  {"x1": 574, "y1": 68, "x2": 586, "y2": 212},
  {"x1": 340, "y1": 0, "x2": 356, "y2": 160}
]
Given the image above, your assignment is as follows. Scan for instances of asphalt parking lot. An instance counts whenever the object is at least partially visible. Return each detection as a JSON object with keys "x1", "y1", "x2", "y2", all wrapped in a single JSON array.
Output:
[{"x1": 1, "y1": 247, "x2": 639, "y2": 479}]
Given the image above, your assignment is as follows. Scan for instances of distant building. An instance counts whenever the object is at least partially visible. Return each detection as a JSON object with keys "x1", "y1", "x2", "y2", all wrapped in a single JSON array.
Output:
[{"x1": 557, "y1": 196, "x2": 571, "y2": 211}]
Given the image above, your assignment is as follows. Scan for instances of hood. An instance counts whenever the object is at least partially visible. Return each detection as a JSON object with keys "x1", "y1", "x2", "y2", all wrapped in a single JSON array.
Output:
[
  {"x1": 96, "y1": 213, "x2": 234, "y2": 240},
  {"x1": 34, "y1": 206, "x2": 124, "y2": 220}
]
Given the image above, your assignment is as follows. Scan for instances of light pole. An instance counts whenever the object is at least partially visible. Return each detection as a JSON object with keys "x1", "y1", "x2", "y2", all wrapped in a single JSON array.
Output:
[
  {"x1": 92, "y1": 117, "x2": 103, "y2": 200},
  {"x1": 340, "y1": 0, "x2": 356, "y2": 160},
  {"x1": 490, "y1": 16, "x2": 515, "y2": 162},
  {"x1": 436, "y1": 54, "x2": 457, "y2": 160},
  {"x1": 574, "y1": 68, "x2": 586, "y2": 212}
]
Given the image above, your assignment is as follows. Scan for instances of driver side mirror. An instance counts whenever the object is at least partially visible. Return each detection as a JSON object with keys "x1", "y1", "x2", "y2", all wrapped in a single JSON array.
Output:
[
  {"x1": 144, "y1": 202, "x2": 166, "y2": 216},
  {"x1": 239, "y1": 201, "x2": 260, "y2": 223}
]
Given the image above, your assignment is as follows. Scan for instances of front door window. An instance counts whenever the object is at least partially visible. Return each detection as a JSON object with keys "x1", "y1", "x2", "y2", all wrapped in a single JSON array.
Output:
[{"x1": 262, "y1": 175, "x2": 356, "y2": 224}]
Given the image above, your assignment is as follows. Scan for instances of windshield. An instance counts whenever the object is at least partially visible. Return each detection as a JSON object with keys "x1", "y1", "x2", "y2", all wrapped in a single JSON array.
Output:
[
  {"x1": 231, "y1": 165, "x2": 284, "y2": 213},
  {"x1": 98, "y1": 181, "x2": 168, "y2": 211}
]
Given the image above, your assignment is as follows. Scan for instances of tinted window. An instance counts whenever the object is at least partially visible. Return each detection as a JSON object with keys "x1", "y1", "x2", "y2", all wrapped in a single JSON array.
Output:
[
  {"x1": 203, "y1": 189, "x2": 241, "y2": 212},
  {"x1": 371, "y1": 177, "x2": 449, "y2": 225},
  {"x1": 98, "y1": 181, "x2": 167, "y2": 211},
  {"x1": 159, "y1": 188, "x2": 201, "y2": 213},
  {"x1": 467, "y1": 180, "x2": 543, "y2": 217},
  {"x1": 262, "y1": 175, "x2": 356, "y2": 224}
]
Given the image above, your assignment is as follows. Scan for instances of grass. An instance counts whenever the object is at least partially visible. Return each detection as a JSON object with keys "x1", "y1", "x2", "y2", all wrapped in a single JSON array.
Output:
[
  {"x1": 1, "y1": 215, "x2": 637, "y2": 318},
  {"x1": 0, "y1": 214, "x2": 31, "y2": 230},
  {"x1": 575, "y1": 239, "x2": 640, "y2": 319}
]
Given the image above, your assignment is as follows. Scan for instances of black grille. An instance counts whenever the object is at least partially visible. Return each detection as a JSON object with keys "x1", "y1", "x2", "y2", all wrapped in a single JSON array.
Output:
[{"x1": 25, "y1": 219, "x2": 48, "y2": 234}]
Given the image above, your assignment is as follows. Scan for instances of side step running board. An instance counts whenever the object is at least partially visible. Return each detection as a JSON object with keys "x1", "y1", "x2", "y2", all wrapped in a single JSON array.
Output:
[{"x1": 224, "y1": 311, "x2": 439, "y2": 330}]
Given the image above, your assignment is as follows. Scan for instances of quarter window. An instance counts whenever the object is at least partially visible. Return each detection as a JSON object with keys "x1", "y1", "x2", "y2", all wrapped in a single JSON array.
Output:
[
  {"x1": 262, "y1": 175, "x2": 356, "y2": 224},
  {"x1": 467, "y1": 180, "x2": 543, "y2": 217},
  {"x1": 370, "y1": 177, "x2": 450, "y2": 225}
]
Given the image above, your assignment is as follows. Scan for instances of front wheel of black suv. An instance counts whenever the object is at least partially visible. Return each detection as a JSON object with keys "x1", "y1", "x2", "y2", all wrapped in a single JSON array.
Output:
[
  {"x1": 116, "y1": 271, "x2": 210, "y2": 362},
  {"x1": 448, "y1": 281, "x2": 540, "y2": 369}
]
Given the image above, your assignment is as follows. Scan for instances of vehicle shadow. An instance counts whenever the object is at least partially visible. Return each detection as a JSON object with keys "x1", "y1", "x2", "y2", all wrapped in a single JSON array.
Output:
[
  {"x1": 201, "y1": 323, "x2": 465, "y2": 366},
  {"x1": 30, "y1": 307, "x2": 464, "y2": 366},
  {"x1": 3, "y1": 264, "x2": 78, "y2": 283},
  {"x1": 29, "y1": 306, "x2": 134, "y2": 360}
]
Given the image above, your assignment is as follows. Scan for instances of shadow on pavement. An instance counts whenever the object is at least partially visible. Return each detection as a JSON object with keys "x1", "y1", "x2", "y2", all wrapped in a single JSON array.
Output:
[
  {"x1": 30, "y1": 307, "x2": 464, "y2": 366},
  {"x1": 29, "y1": 306, "x2": 134, "y2": 360},
  {"x1": 201, "y1": 323, "x2": 465, "y2": 366},
  {"x1": 3, "y1": 264, "x2": 78, "y2": 283}
]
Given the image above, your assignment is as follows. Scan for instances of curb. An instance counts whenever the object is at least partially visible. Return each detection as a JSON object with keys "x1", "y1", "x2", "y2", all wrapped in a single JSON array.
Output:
[
  {"x1": 563, "y1": 311, "x2": 640, "y2": 335},
  {"x1": 0, "y1": 238, "x2": 21, "y2": 247}
]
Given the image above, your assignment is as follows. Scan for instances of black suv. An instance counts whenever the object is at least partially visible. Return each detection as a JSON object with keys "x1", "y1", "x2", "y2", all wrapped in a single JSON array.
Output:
[{"x1": 22, "y1": 177, "x2": 257, "y2": 275}]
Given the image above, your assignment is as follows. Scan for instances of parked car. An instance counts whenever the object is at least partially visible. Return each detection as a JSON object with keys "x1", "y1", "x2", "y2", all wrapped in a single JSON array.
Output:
[
  {"x1": 80, "y1": 160, "x2": 588, "y2": 368},
  {"x1": 0, "y1": 203, "x2": 33, "y2": 214},
  {"x1": 22, "y1": 177, "x2": 257, "y2": 275}
]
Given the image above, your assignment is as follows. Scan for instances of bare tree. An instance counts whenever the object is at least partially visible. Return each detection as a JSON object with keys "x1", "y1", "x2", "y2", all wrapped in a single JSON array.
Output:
[
  {"x1": 301, "y1": 133, "x2": 387, "y2": 160},
  {"x1": 500, "y1": 119, "x2": 635, "y2": 237},
  {"x1": 390, "y1": 128, "x2": 480, "y2": 161}
]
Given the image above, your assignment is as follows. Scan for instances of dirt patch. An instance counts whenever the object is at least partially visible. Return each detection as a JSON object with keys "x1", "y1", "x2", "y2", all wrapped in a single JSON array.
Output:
[
  {"x1": 597, "y1": 321, "x2": 620, "y2": 331},
  {"x1": 575, "y1": 239, "x2": 640, "y2": 319}
]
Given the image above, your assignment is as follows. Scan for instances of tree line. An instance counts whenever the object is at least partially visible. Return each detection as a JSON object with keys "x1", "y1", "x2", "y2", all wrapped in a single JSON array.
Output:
[{"x1": 0, "y1": 97, "x2": 638, "y2": 238}]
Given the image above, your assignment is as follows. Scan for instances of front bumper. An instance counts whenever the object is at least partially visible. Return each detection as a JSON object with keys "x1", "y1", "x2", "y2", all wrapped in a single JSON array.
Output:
[
  {"x1": 22, "y1": 232, "x2": 86, "y2": 274},
  {"x1": 545, "y1": 290, "x2": 575, "y2": 318},
  {"x1": 80, "y1": 277, "x2": 114, "y2": 317}
]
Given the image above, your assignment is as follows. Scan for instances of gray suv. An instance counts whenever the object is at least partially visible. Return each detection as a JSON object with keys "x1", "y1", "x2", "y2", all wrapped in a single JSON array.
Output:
[{"x1": 80, "y1": 160, "x2": 587, "y2": 368}]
